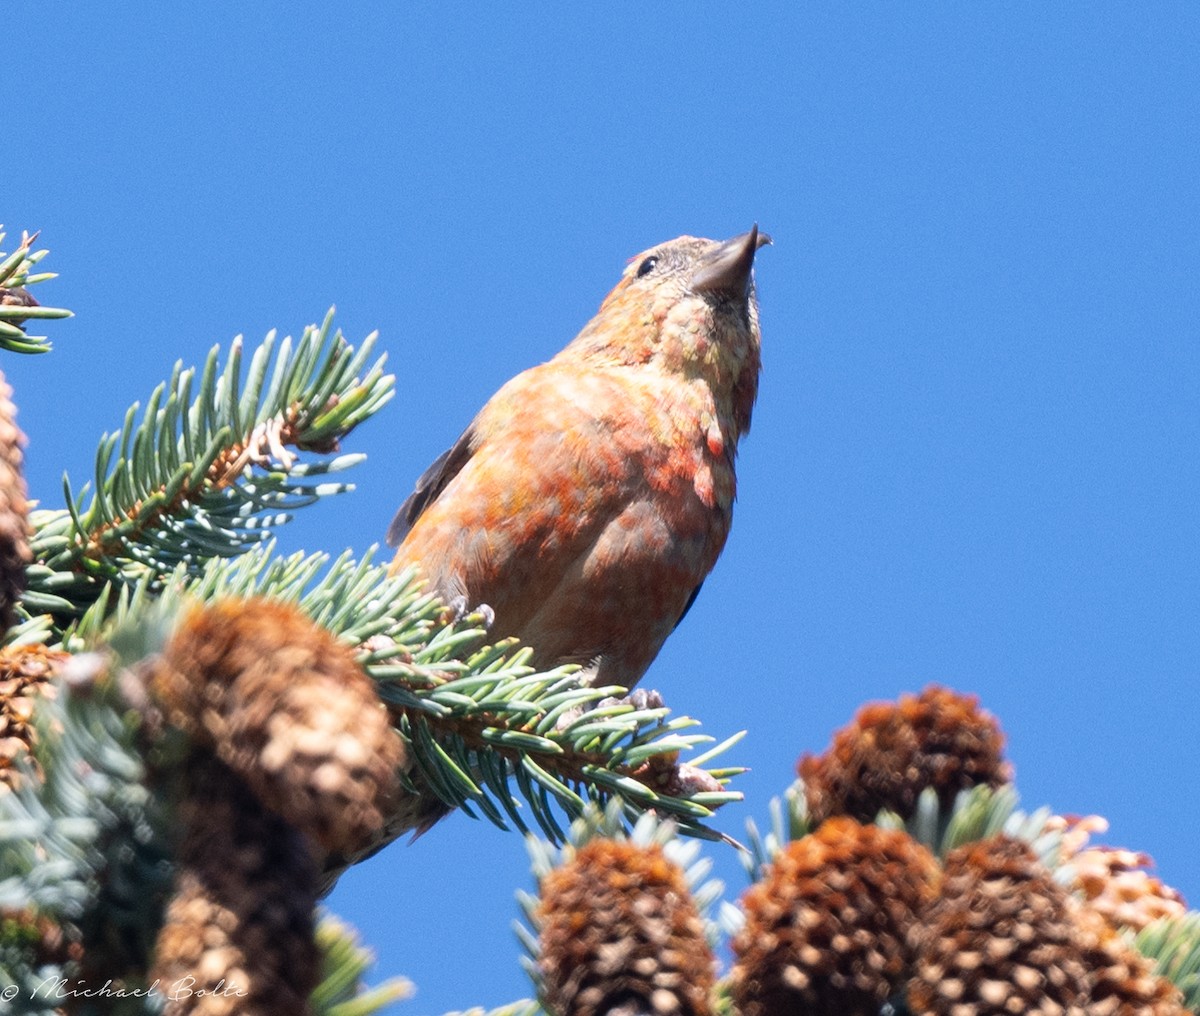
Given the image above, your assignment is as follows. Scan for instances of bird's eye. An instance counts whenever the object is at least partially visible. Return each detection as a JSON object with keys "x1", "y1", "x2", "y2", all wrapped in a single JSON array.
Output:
[{"x1": 636, "y1": 256, "x2": 659, "y2": 278}]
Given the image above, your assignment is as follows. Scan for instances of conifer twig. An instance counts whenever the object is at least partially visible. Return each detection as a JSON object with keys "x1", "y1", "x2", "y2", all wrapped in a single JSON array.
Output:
[
  {"x1": 0, "y1": 227, "x2": 71, "y2": 354},
  {"x1": 95, "y1": 545, "x2": 744, "y2": 851},
  {"x1": 22, "y1": 311, "x2": 393, "y2": 635}
]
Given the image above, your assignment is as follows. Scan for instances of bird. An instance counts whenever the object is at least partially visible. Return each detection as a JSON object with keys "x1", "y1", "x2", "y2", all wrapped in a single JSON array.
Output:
[{"x1": 388, "y1": 226, "x2": 769, "y2": 693}]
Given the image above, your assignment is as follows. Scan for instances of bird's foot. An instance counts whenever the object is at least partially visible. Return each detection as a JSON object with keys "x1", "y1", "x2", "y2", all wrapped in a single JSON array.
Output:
[
  {"x1": 596, "y1": 688, "x2": 665, "y2": 712},
  {"x1": 554, "y1": 687, "x2": 666, "y2": 732},
  {"x1": 442, "y1": 596, "x2": 495, "y2": 630}
]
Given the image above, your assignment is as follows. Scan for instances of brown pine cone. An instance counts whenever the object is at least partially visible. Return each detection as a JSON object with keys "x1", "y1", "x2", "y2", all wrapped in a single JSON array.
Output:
[
  {"x1": 798, "y1": 685, "x2": 1012, "y2": 825},
  {"x1": 731, "y1": 817, "x2": 939, "y2": 1016},
  {"x1": 152, "y1": 754, "x2": 319, "y2": 1016},
  {"x1": 908, "y1": 835, "x2": 1090, "y2": 1016},
  {"x1": 1052, "y1": 815, "x2": 1187, "y2": 934},
  {"x1": 0, "y1": 643, "x2": 67, "y2": 790},
  {"x1": 1074, "y1": 906, "x2": 1187, "y2": 1016},
  {"x1": 150, "y1": 598, "x2": 406, "y2": 858},
  {"x1": 0, "y1": 368, "x2": 30, "y2": 634},
  {"x1": 1073, "y1": 846, "x2": 1187, "y2": 934},
  {"x1": 538, "y1": 838, "x2": 715, "y2": 1016}
]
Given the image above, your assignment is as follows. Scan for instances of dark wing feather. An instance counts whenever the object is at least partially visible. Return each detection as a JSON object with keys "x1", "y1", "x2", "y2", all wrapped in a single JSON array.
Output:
[
  {"x1": 386, "y1": 425, "x2": 476, "y2": 546},
  {"x1": 673, "y1": 581, "x2": 704, "y2": 631}
]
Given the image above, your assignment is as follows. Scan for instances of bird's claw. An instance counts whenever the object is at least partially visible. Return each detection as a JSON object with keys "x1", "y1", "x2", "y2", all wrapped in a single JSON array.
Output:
[
  {"x1": 443, "y1": 596, "x2": 495, "y2": 630},
  {"x1": 598, "y1": 688, "x2": 665, "y2": 712},
  {"x1": 553, "y1": 686, "x2": 667, "y2": 734}
]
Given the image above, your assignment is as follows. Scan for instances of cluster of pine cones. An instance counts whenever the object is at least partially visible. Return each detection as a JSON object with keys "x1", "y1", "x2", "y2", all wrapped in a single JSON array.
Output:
[{"x1": 537, "y1": 687, "x2": 1189, "y2": 1016}]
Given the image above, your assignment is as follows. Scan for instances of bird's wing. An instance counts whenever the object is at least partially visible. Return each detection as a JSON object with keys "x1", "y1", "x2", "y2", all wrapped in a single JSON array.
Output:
[
  {"x1": 386, "y1": 424, "x2": 477, "y2": 546},
  {"x1": 673, "y1": 580, "x2": 704, "y2": 631}
]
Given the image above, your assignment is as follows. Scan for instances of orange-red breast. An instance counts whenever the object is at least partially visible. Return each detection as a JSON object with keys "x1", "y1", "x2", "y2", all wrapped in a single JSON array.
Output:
[{"x1": 388, "y1": 227, "x2": 769, "y2": 691}]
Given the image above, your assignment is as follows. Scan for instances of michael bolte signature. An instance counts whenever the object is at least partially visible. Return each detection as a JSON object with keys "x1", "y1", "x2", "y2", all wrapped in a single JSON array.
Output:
[{"x1": 3, "y1": 975, "x2": 248, "y2": 1003}]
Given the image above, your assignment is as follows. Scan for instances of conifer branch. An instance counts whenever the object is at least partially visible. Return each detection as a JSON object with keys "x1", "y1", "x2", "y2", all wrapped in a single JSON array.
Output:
[
  {"x1": 1, "y1": 556, "x2": 745, "y2": 1011},
  {"x1": 22, "y1": 311, "x2": 393, "y2": 635},
  {"x1": 0, "y1": 227, "x2": 71, "y2": 355},
  {"x1": 0, "y1": 654, "x2": 173, "y2": 1012},
  {"x1": 441, "y1": 1004, "x2": 542, "y2": 1016},
  {"x1": 312, "y1": 916, "x2": 413, "y2": 1016},
  {"x1": 93, "y1": 544, "x2": 743, "y2": 851}
]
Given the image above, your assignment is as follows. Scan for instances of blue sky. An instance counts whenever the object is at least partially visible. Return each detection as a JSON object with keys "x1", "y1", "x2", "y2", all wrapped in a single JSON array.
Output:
[{"x1": 12, "y1": 5, "x2": 1199, "y2": 1013}]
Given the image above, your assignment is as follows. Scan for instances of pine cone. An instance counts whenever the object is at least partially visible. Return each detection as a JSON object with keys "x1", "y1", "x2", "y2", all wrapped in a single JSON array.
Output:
[
  {"x1": 538, "y1": 838, "x2": 715, "y2": 1016},
  {"x1": 0, "y1": 643, "x2": 67, "y2": 790},
  {"x1": 150, "y1": 598, "x2": 406, "y2": 858},
  {"x1": 730, "y1": 817, "x2": 939, "y2": 1016},
  {"x1": 1052, "y1": 815, "x2": 1187, "y2": 934},
  {"x1": 798, "y1": 685, "x2": 1011, "y2": 825},
  {"x1": 908, "y1": 835, "x2": 1090, "y2": 1016},
  {"x1": 0, "y1": 368, "x2": 30, "y2": 634},
  {"x1": 1073, "y1": 847, "x2": 1187, "y2": 933},
  {"x1": 152, "y1": 754, "x2": 319, "y2": 1016},
  {"x1": 1074, "y1": 906, "x2": 1187, "y2": 1016}
]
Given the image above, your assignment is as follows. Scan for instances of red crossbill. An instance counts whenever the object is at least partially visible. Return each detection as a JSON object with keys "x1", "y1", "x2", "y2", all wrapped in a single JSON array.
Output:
[{"x1": 388, "y1": 227, "x2": 769, "y2": 691}]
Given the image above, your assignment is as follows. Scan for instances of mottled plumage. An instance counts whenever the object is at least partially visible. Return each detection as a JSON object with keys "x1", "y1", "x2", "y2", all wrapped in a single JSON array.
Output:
[{"x1": 389, "y1": 228, "x2": 769, "y2": 690}]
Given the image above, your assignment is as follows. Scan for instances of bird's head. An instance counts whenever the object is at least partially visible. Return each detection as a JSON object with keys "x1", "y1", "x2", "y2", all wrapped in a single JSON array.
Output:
[{"x1": 563, "y1": 227, "x2": 770, "y2": 438}]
